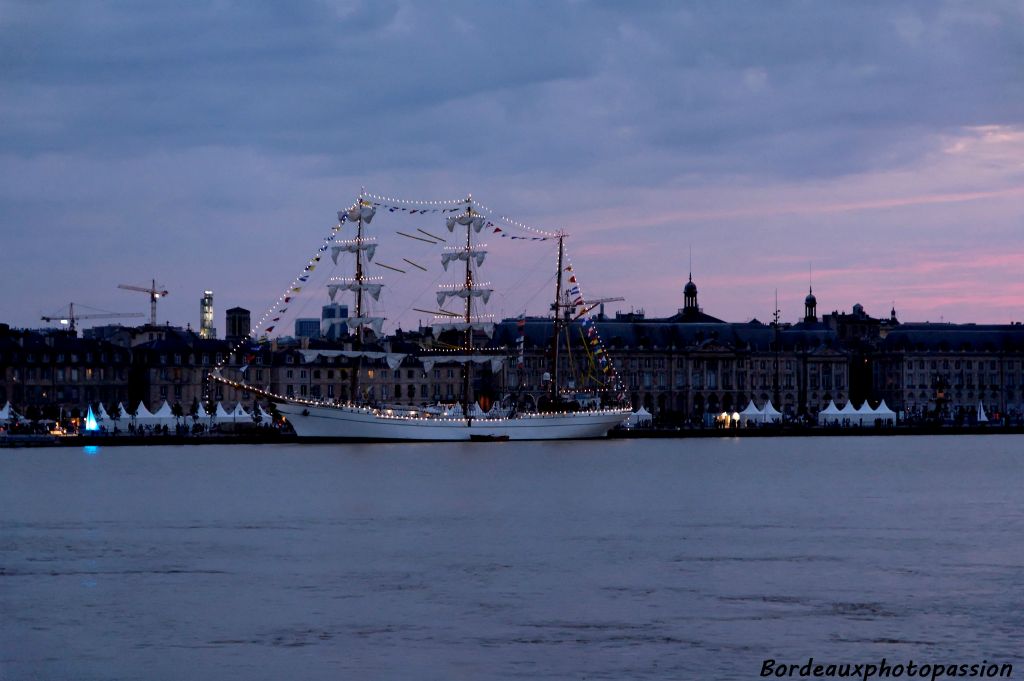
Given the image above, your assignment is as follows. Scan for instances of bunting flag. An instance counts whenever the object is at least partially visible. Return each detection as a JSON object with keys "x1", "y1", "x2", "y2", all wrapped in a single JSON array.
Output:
[
  {"x1": 234, "y1": 208, "x2": 351, "y2": 358},
  {"x1": 370, "y1": 201, "x2": 462, "y2": 214}
]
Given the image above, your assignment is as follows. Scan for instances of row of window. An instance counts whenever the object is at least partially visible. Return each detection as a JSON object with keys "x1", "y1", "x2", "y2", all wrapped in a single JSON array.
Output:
[
  {"x1": 5, "y1": 352, "x2": 128, "y2": 365},
  {"x1": 8, "y1": 367, "x2": 128, "y2": 382}
]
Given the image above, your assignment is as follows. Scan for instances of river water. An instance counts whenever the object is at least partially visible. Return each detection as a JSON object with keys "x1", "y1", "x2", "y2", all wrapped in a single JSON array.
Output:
[{"x1": 2, "y1": 437, "x2": 1022, "y2": 680}]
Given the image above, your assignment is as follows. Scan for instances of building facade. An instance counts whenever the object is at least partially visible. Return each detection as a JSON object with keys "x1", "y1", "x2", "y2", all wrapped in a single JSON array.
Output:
[{"x1": 4, "y1": 277, "x2": 1024, "y2": 425}]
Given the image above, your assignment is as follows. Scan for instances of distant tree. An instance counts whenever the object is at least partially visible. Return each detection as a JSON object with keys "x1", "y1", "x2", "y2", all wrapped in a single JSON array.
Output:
[{"x1": 189, "y1": 396, "x2": 200, "y2": 419}]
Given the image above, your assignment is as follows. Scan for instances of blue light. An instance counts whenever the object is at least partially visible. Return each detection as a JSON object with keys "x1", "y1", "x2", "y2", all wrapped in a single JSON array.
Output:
[
  {"x1": 83, "y1": 445, "x2": 99, "y2": 456},
  {"x1": 85, "y1": 405, "x2": 99, "y2": 432}
]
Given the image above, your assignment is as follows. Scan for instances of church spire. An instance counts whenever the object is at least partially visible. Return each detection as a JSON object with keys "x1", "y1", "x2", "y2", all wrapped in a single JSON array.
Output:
[
  {"x1": 684, "y1": 247, "x2": 698, "y2": 313},
  {"x1": 804, "y1": 263, "x2": 817, "y2": 323}
]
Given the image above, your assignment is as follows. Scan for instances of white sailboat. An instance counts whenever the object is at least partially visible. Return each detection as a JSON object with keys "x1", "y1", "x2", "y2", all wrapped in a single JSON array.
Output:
[{"x1": 222, "y1": 194, "x2": 630, "y2": 441}]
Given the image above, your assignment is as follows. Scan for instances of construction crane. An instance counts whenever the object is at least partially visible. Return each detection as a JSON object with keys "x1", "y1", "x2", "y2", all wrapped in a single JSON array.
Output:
[
  {"x1": 41, "y1": 302, "x2": 144, "y2": 332},
  {"x1": 118, "y1": 279, "x2": 169, "y2": 326}
]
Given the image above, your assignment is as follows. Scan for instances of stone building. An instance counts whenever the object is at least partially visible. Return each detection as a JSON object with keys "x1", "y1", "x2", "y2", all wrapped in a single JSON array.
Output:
[
  {"x1": 0, "y1": 325, "x2": 132, "y2": 415},
  {"x1": 492, "y1": 277, "x2": 851, "y2": 422},
  {"x1": 873, "y1": 323, "x2": 1024, "y2": 420}
]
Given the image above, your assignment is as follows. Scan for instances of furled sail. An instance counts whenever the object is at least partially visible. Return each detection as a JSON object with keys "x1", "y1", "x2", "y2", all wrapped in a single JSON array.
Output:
[
  {"x1": 343, "y1": 205, "x2": 376, "y2": 224},
  {"x1": 446, "y1": 215, "x2": 486, "y2": 233},
  {"x1": 346, "y1": 316, "x2": 385, "y2": 335},
  {"x1": 436, "y1": 288, "x2": 492, "y2": 306},
  {"x1": 331, "y1": 242, "x2": 377, "y2": 264},
  {"x1": 298, "y1": 349, "x2": 406, "y2": 370},
  {"x1": 440, "y1": 249, "x2": 487, "y2": 271},
  {"x1": 431, "y1": 321, "x2": 495, "y2": 338},
  {"x1": 322, "y1": 316, "x2": 386, "y2": 335},
  {"x1": 421, "y1": 356, "x2": 505, "y2": 373},
  {"x1": 328, "y1": 282, "x2": 383, "y2": 301}
]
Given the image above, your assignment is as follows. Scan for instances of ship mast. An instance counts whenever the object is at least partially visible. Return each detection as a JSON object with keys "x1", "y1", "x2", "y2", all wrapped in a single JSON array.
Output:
[
  {"x1": 549, "y1": 233, "x2": 566, "y2": 404},
  {"x1": 349, "y1": 201, "x2": 366, "y2": 403},
  {"x1": 462, "y1": 195, "x2": 475, "y2": 422}
]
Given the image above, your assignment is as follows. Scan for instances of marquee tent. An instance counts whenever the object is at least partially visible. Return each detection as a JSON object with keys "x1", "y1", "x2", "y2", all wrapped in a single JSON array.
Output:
[
  {"x1": 818, "y1": 400, "x2": 840, "y2": 425},
  {"x1": 627, "y1": 406, "x2": 652, "y2": 427},
  {"x1": 739, "y1": 400, "x2": 763, "y2": 426},
  {"x1": 874, "y1": 400, "x2": 896, "y2": 424}
]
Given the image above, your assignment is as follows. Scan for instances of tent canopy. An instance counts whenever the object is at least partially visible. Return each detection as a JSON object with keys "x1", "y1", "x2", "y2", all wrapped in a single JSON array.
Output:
[
  {"x1": 739, "y1": 400, "x2": 762, "y2": 416},
  {"x1": 152, "y1": 401, "x2": 174, "y2": 418}
]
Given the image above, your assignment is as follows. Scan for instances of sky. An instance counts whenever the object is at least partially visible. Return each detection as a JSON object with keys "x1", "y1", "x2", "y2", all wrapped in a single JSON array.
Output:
[{"x1": 1, "y1": 0, "x2": 1022, "y2": 334}]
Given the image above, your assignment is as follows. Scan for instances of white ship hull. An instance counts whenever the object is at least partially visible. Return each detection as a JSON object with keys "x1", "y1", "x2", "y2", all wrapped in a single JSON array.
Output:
[{"x1": 277, "y1": 401, "x2": 630, "y2": 441}]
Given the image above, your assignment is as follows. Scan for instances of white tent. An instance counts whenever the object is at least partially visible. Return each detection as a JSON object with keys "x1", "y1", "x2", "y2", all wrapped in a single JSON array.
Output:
[
  {"x1": 855, "y1": 401, "x2": 876, "y2": 426},
  {"x1": 96, "y1": 403, "x2": 111, "y2": 422},
  {"x1": 818, "y1": 400, "x2": 840, "y2": 425},
  {"x1": 627, "y1": 406, "x2": 653, "y2": 427},
  {"x1": 195, "y1": 401, "x2": 211, "y2": 421},
  {"x1": 838, "y1": 401, "x2": 858, "y2": 424},
  {"x1": 252, "y1": 403, "x2": 269, "y2": 425},
  {"x1": 739, "y1": 400, "x2": 763, "y2": 426},
  {"x1": 152, "y1": 401, "x2": 176, "y2": 426},
  {"x1": 133, "y1": 401, "x2": 175, "y2": 428},
  {"x1": 133, "y1": 401, "x2": 155, "y2": 423},
  {"x1": 231, "y1": 399, "x2": 250, "y2": 419},
  {"x1": 0, "y1": 401, "x2": 20, "y2": 423},
  {"x1": 213, "y1": 402, "x2": 232, "y2": 424},
  {"x1": 761, "y1": 400, "x2": 782, "y2": 423},
  {"x1": 874, "y1": 399, "x2": 896, "y2": 424},
  {"x1": 977, "y1": 401, "x2": 988, "y2": 423}
]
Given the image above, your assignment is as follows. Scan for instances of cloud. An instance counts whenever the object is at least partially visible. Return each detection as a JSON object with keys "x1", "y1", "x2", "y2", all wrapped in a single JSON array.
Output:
[{"x1": 0, "y1": 1, "x2": 1022, "y2": 328}]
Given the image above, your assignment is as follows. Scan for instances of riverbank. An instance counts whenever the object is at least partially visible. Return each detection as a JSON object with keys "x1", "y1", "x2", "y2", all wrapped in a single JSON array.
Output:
[
  {"x1": 609, "y1": 424, "x2": 1023, "y2": 438},
  {"x1": 3, "y1": 424, "x2": 1021, "y2": 447},
  {"x1": 0, "y1": 431, "x2": 297, "y2": 448}
]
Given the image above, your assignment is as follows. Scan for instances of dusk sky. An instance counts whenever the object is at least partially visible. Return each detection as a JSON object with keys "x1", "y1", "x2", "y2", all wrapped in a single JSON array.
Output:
[{"x1": 2, "y1": 1, "x2": 1022, "y2": 333}]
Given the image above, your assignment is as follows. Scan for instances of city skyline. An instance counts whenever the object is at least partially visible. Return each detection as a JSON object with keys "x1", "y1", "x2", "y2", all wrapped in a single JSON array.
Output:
[{"x1": 2, "y1": 2, "x2": 1022, "y2": 330}]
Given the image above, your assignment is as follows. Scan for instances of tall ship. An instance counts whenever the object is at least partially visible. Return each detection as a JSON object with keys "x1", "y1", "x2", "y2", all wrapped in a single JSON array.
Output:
[{"x1": 214, "y1": 192, "x2": 630, "y2": 441}]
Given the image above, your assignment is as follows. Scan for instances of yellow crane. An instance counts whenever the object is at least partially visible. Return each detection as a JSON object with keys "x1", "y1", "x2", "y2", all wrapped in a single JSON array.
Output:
[{"x1": 118, "y1": 279, "x2": 169, "y2": 326}]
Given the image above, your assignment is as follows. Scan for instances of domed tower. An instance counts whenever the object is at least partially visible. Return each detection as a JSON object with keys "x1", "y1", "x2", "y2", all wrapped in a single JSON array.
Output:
[
  {"x1": 684, "y1": 273, "x2": 698, "y2": 314},
  {"x1": 804, "y1": 286, "x2": 817, "y2": 323}
]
